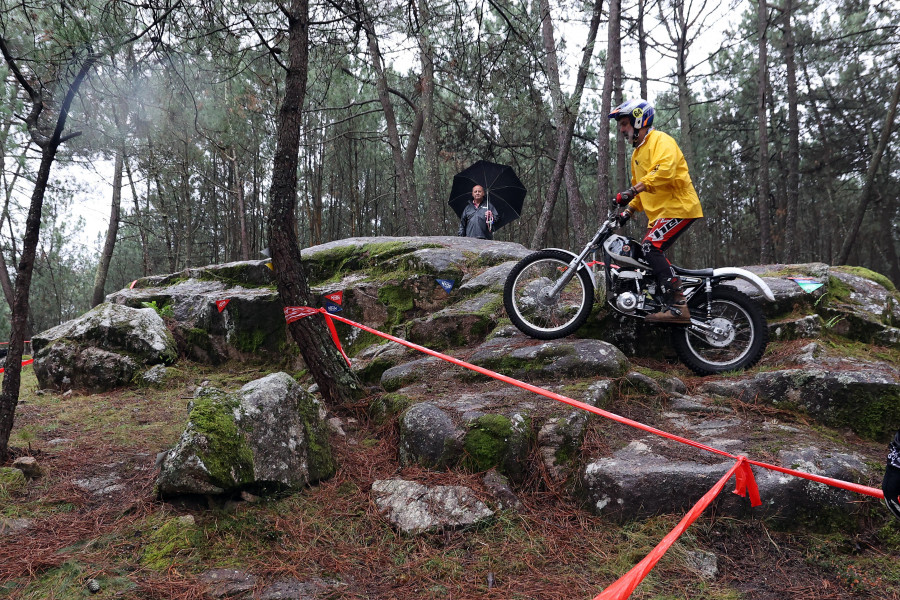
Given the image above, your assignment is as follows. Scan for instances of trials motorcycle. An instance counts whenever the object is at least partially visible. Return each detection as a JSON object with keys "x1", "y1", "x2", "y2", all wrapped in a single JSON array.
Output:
[{"x1": 503, "y1": 211, "x2": 775, "y2": 375}]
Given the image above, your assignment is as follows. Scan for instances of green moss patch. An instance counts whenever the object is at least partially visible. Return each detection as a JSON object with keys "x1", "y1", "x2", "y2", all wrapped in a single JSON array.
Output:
[
  {"x1": 378, "y1": 284, "x2": 416, "y2": 314},
  {"x1": 305, "y1": 241, "x2": 420, "y2": 285},
  {"x1": 369, "y1": 393, "x2": 414, "y2": 425},
  {"x1": 189, "y1": 390, "x2": 256, "y2": 487},
  {"x1": 141, "y1": 515, "x2": 203, "y2": 570},
  {"x1": 833, "y1": 265, "x2": 896, "y2": 292},
  {"x1": 295, "y1": 394, "x2": 336, "y2": 483},
  {"x1": 463, "y1": 414, "x2": 514, "y2": 473},
  {"x1": 823, "y1": 275, "x2": 856, "y2": 306},
  {"x1": 0, "y1": 467, "x2": 27, "y2": 494}
]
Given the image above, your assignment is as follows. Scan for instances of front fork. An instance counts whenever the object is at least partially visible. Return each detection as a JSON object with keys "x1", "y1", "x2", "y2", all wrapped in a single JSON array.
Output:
[{"x1": 547, "y1": 239, "x2": 599, "y2": 298}]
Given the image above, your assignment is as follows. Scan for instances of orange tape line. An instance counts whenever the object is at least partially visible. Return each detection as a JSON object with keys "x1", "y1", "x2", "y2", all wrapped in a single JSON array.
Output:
[
  {"x1": 0, "y1": 358, "x2": 34, "y2": 374},
  {"x1": 593, "y1": 460, "x2": 744, "y2": 600}
]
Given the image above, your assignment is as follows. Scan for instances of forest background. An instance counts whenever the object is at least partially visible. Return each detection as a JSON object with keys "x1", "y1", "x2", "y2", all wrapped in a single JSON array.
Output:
[{"x1": 0, "y1": 0, "x2": 898, "y2": 342}]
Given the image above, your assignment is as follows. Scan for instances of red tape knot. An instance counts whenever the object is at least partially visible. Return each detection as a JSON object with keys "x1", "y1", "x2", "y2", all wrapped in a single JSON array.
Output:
[
  {"x1": 284, "y1": 306, "x2": 320, "y2": 323},
  {"x1": 283, "y1": 306, "x2": 351, "y2": 368},
  {"x1": 733, "y1": 456, "x2": 762, "y2": 507}
]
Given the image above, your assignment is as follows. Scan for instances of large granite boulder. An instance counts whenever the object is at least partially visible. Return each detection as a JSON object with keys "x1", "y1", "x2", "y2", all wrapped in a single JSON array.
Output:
[
  {"x1": 730, "y1": 262, "x2": 830, "y2": 315},
  {"x1": 821, "y1": 266, "x2": 900, "y2": 344},
  {"x1": 398, "y1": 402, "x2": 463, "y2": 468},
  {"x1": 697, "y1": 364, "x2": 900, "y2": 441},
  {"x1": 32, "y1": 303, "x2": 177, "y2": 392},
  {"x1": 305, "y1": 237, "x2": 531, "y2": 354},
  {"x1": 467, "y1": 329, "x2": 630, "y2": 380},
  {"x1": 107, "y1": 261, "x2": 284, "y2": 364},
  {"x1": 156, "y1": 372, "x2": 334, "y2": 497},
  {"x1": 406, "y1": 292, "x2": 503, "y2": 350},
  {"x1": 580, "y1": 439, "x2": 870, "y2": 523}
]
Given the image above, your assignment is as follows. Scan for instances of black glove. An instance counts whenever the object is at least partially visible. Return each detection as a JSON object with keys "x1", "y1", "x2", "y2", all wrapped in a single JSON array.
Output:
[
  {"x1": 615, "y1": 186, "x2": 637, "y2": 206},
  {"x1": 885, "y1": 432, "x2": 900, "y2": 519},
  {"x1": 615, "y1": 209, "x2": 633, "y2": 226}
]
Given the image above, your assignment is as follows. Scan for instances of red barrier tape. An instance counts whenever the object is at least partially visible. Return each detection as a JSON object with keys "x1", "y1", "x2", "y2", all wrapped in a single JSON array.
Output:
[
  {"x1": 0, "y1": 358, "x2": 34, "y2": 374},
  {"x1": 322, "y1": 313, "x2": 351, "y2": 367},
  {"x1": 288, "y1": 308, "x2": 885, "y2": 598},
  {"x1": 594, "y1": 459, "x2": 744, "y2": 600},
  {"x1": 284, "y1": 307, "x2": 351, "y2": 368},
  {"x1": 317, "y1": 310, "x2": 883, "y2": 498}
]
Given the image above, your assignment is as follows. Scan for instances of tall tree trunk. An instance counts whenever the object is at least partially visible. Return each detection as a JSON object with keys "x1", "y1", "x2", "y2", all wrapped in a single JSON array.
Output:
[
  {"x1": 0, "y1": 139, "x2": 30, "y2": 313},
  {"x1": 0, "y1": 37, "x2": 97, "y2": 460},
  {"x1": 417, "y1": 0, "x2": 441, "y2": 235},
  {"x1": 267, "y1": 0, "x2": 364, "y2": 407},
  {"x1": 598, "y1": 0, "x2": 621, "y2": 212},
  {"x1": 675, "y1": 35, "x2": 695, "y2": 167},
  {"x1": 123, "y1": 157, "x2": 151, "y2": 276},
  {"x1": 878, "y1": 190, "x2": 900, "y2": 286},
  {"x1": 360, "y1": 5, "x2": 419, "y2": 235},
  {"x1": 227, "y1": 150, "x2": 251, "y2": 260},
  {"x1": 91, "y1": 147, "x2": 124, "y2": 307},
  {"x1": 564, "y1": 155, "x2": 588, "y2": 244},
  {"x1": 658, "y1": 0, "x2": 697, "y2": 165},
  {"x1": 756, "y1": 0, "x2": 774, "y2": 263},
  {"x1": 638, "y1": 0, "x2": 649, "y2": 99},
  {"x1": 781, "y1": 0, "x2": 800, "y2": 261},
  {"x1": 531, "y1": 0, "x2": 603, "y2": 248},
  {"x1": 837, "y1": 77, "x2": 900, "y2": 265},
  {"x1": 180, "y1": 143, "x2": 193, "y2": 267}
]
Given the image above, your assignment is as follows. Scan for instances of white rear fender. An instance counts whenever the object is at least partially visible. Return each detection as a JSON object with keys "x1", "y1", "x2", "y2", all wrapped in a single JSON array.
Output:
[
  {"x1": 543, "y1": 247, "x2": 598, "y2": 289},
  {"x1": 712, "y1": 267, "x2": 776, "y2": 302}
]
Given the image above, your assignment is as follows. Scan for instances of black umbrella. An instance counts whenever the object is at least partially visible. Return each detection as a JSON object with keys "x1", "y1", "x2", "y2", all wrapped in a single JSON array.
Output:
[{"x1": 448, "y1": 160, "x2": 526, "y2": 232}]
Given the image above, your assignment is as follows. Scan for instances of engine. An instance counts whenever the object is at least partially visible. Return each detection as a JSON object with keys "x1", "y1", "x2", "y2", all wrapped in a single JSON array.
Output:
[
  {"x1": 616, "y1": 292, "x2": 640, "y2": 312},
  {"x1": 608, "y1": 269, "x2": 646, "y2": 314}
]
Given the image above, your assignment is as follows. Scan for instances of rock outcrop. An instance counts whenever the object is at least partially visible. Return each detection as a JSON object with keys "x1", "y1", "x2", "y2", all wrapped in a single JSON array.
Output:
[
  {"x1": 156, "y1": 372, "x2": 334, "y2": 497},
  {"x1": 106, "y1": 260, "x2": 284, "y2": 364},
  {"x1": 42, "y1": 238, "x2": 900, "y2": 524},
  {"x1": 32, "y1": 303, "x2": 177, "y2": 392}
]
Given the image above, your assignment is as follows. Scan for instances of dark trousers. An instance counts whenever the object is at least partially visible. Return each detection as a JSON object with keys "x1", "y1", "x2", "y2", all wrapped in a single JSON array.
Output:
[{"x1": 640, "y1": 218, "x2": 696, "y2": 291}]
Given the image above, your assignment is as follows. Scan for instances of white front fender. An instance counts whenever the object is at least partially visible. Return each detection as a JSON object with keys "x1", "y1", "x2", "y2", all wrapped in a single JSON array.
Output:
[{"x1": 712, "y1": 267, "x2": 776, "y2": 302}]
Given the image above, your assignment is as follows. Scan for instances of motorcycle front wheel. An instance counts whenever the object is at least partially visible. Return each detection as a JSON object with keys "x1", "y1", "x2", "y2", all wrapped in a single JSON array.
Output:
[
  {"x1": 503, "y1": 249, "x2": 594, "y2": 340},
  {"x1": 671, "y1": 286, "x2": 768, "y2": 376}
]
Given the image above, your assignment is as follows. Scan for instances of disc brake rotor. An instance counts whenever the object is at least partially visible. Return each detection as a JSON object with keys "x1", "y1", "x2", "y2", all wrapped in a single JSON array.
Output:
[{"x1": 703, "y1": 317, "x2": 736, "y2": 347}]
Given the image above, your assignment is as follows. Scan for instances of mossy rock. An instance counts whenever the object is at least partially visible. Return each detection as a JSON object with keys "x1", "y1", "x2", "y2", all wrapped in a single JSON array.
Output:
[
  {"x1": 353, "y1": 353, "x2": 398, "y2": 385},
  {"x1": 369, "y1": 393, "x2": 415, "y2": 425},
  {"x1": 189, "y1": 389, "x2": 257, "y2": 488},
  {"x1": 748, "y1": 369, "x2": 900, "y2": 442},
  {"x1": 304, "y1": 241, "x2": 418, "y2": 285},
  {"x1": 833, "y1": 265, "x2": 896, "y2": 292},
  {"x1": 462, "y1": 413, "x2": 532, "y2": 481}
]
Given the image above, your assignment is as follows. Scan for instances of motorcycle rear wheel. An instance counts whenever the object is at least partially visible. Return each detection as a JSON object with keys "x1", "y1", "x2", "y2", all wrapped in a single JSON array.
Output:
[
  {"x1": 503, "y1": 249, "x2": 594, "y2": 340},
  {"x1": 671, "y1": 286, "x2": 768, "y2": 376}
]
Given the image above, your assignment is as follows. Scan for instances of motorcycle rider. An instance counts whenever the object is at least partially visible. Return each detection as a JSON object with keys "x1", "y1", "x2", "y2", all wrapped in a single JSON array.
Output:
[{"x1": 609, "y1": 99, "x2": 703, "y2": 325}]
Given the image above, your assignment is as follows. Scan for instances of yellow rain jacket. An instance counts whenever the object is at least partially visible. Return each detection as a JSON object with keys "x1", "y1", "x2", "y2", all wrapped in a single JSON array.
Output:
[{"x1": 628, "y1": 129, "x2": 703, "y2": 224}]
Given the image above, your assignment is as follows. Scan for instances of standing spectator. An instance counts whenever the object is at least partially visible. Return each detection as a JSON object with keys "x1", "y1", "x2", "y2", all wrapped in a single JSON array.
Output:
[{"x1": 457, "y1": 185, "x2": 499, "y2": 239}]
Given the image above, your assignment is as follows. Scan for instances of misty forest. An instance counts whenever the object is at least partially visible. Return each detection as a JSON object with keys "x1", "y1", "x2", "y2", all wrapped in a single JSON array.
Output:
[{"x1": 0, "y1": 0, "x2": 898, "y2": 339}]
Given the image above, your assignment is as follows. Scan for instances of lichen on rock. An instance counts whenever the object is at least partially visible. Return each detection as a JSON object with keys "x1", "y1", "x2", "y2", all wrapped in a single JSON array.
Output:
[{"x1": 156, "y1": 372, "x2": 335, "y2": 497}]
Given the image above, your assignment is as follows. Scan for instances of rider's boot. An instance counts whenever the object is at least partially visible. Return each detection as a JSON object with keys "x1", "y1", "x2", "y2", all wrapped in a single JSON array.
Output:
[{"x1": 646, "y1": 282, "x2": 691, "y2": 325}]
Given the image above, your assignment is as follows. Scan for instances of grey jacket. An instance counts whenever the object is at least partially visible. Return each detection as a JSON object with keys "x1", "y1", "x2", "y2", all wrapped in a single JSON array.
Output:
[{"x1": 457, "y1": 202, "x2": 500, "y2": 239}]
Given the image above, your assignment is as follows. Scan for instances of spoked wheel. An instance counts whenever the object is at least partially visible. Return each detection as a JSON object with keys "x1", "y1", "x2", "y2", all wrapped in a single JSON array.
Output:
[
  {"x1": 503, "y1": 249, "x2": 594, "y2": 340},
  {"x1": 671, "y1": 286, "x2": 768, "y2": 375}
]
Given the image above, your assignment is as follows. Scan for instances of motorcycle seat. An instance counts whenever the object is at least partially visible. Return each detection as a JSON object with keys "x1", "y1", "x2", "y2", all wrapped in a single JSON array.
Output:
[{"x1": 672, "y1": 266, "x2": 715, "y2": 276}]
